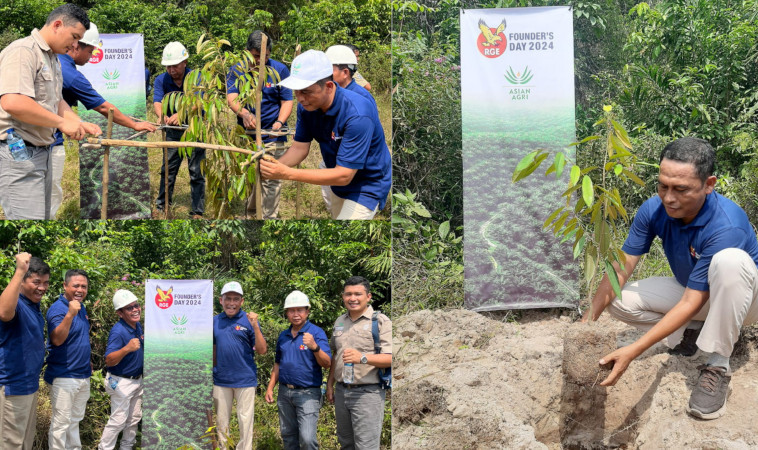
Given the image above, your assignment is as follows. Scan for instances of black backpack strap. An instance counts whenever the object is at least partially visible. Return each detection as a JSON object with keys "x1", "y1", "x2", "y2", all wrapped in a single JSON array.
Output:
[{"x1": 371, "y1": 311, "x2": 381, "y2": 354}]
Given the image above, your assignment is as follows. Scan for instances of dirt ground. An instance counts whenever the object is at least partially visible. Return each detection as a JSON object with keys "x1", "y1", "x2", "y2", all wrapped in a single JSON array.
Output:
[{"x1": 392, "y1": 309, "x2": 758, "y2": 449}]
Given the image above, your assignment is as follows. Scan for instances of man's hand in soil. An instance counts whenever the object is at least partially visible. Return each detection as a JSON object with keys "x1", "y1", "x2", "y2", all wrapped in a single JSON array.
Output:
[{"x1": 598, "y1": 345, "x2": 640, "y2": 386}]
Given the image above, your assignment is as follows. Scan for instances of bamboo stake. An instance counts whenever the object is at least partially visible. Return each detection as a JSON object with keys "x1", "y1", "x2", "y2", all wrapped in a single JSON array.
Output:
[
  {"x1": 100, "y1": 108, "x2": 115, "y2": 220},
  {"x1": 85, "y1": 138, "x2": 261, "y2": 155},
  {"x1": 205, "y1": 407, "x2": 217, "y2": 450},
  {"x1": 253, "y1": 34, "x2": 268, "y2": 220},
  {"x1": 162, "y1": 116, "x2": 169, "y2": 220},
  {"x1": 294, "y1": 44, "x2": 302, "y2": 220}
]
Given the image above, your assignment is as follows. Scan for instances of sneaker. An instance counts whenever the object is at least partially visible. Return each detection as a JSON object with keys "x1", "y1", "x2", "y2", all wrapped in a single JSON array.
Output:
[
  {"x1": 668, "y1": 327, "x2": 700, "y2": 356},
  {"x1": 688, "y1": 364, "x2": 731, "y2": 419}
]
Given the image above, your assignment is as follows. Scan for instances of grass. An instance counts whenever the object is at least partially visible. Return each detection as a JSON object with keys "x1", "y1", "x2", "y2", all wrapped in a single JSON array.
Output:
[{"x1": 14, "y1": 90, "x2": 390, "y2": 221}]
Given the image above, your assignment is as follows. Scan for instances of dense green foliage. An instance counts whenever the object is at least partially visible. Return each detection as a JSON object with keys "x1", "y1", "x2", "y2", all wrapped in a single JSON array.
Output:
[{"x1": 0, "y1": 219, "x2": 390, "y2": 448}]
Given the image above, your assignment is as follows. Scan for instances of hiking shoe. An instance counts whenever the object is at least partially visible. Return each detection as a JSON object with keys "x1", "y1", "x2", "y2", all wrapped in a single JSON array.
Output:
[
  {"x1": 668, "y1": 327, "x2": 700, "y2": 356},
  {"x1": 688, "y1": 364, "x2": 731, "y2": 420}
]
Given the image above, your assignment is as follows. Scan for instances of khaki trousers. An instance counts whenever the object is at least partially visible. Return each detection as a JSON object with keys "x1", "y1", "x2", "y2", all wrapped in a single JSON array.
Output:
[
  {"x1": 48, "y1": 377, "x2": 90, "y2": 450},
  {"x1": 330, "y1": 192, "x2": 378, "y2": 220},
  {"x1": 213, "y1": 385, "x2": 255, "y2": 450},
  {"x1": 0, "y1": 389, "x2": 38, "y2": 450},
  {"x1": 607, "y1": 248, "x2": 758, "y2": 356},
  {"x1": 49, "y1": 144, "x2": 66, "y2": 219},
  {"x1": 97, "y1": 374, "x2": 143, "y2": 450}
]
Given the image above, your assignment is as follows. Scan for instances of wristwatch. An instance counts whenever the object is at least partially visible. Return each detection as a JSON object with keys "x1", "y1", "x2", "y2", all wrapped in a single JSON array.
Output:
[
  {"x1": 311, "y1": 344, "x2": 320, "y2": 353},
  {"x1": 360, "y1": 353, "x2": 368, "y2": 364}
]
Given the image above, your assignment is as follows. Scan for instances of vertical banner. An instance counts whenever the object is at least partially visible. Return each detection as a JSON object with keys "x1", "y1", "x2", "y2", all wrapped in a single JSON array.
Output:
[
  {"x1": 143, "y1": 280, "x2": 213, "y2": 448},
  {"x1": 460, "y1": 7, "x2": 579, "y2": 310},
  {"x1": 78, "y1": 33, "x2": 152, "y2": 219}
]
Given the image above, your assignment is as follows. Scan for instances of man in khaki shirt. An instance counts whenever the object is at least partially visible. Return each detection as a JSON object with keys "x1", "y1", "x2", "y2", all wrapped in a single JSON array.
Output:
[
  {"x1": 326, "y1": 276, "x2": 391, "y2": 450},
  {"x1": 0, "y1": 3, "x2": 101, "y2": 219}
]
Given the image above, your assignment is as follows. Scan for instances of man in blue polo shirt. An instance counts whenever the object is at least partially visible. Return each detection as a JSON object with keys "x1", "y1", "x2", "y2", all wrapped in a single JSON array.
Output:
[
  {"x1": 0, "y1": 253, "x2": 50, "y2": 448},
  {"x1": 584, "y1": 137, "x2": 758, "y2": 420},
  {"x1": 98, "y1": 290, "x2": 144, "y2": 450},
  {"x1": 153, "y1": 41, "x2": 205, "y2": 218},
  {"x1": 50, "y1": 22, "x2": 156, "y2": 218},
  {"x1": 265, "y1": 291, "x2": 331, "y2": 450},
  {"x1": 213, "y1": 281, "x2": 267, "y2": 450},
  {"x1": 44, "y1": 268, "x2": 92, "y2": 449},
  {"x1": 260, "y1": 50, "x2": 391, "y2": 220},
  {"x1": 226, "y1": 30, "x2": 293, "y2": 219}
]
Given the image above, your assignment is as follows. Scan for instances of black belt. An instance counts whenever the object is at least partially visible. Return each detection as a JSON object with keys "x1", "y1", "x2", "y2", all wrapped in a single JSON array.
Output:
[
  {"x1": 112, "y1": 373, "x2": 142, "y2": 380},
  {"x1": 284, "y1": 384, "x2": 319, "y2": 389},
  {"x1": 339, "y1": 382, "x2": 378, "y2": 389}
]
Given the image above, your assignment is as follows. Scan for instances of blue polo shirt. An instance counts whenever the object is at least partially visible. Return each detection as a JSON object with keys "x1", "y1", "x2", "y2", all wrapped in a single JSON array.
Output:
[
  {"x1": 213, "y1": 310, "x2": 259, "y2": 387},
  {"x1": 293, "y1": 86, "x2": 391, "y2": 210},
  {"x1": 226, "y1": 58, "x2": 292, "y2": 143},
  {"x1": 275, "y1": 320, "x2": 331, "y2": 388},
  {"x1": 345, "y1": 79, "x2": 376, "y2": 108},
  {"x1": 52, "y1": 54, "x2": 107, "y2": 146},
  {"x1": 105, "y1": 319, "x2": 144, "y2": 378},
  {"x1": 153, "y1": 67, "x2": 193, "y2": 116},
  {"x1": 622, "y1": 192, "x2": 758, "y2": 291},
  {"x1": 44, "y1": 294, "x2": 92, "y2": 384},
  {"x1": 0, "y1": 294, "x2": 45, "y2": 395}
]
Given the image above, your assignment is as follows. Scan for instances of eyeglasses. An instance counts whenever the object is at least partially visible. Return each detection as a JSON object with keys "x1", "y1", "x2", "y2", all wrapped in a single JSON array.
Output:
[{"x1": 122, "y1": 304, "x2": 141, "y2": 312}]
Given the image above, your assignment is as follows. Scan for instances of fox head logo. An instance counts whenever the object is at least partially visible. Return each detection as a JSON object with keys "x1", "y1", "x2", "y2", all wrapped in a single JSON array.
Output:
[
  {"x1": 477, "y1": 18, "x2": 507, "y2": 58},
  {"x1": 155, "y1": 285, "x2": 174, "y2": 309},
  {"x1": 89, "y1": 46, "x2": 105, "y2": 64}
]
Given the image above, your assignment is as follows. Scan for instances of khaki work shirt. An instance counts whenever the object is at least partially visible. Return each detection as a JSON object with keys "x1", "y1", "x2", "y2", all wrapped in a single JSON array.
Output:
[
  {"x1": 330, "y1": 305, "x2": 391, "y2": 385},
  {"x1": 0, "y1": 28, "x2": 63, "y2": 146}
]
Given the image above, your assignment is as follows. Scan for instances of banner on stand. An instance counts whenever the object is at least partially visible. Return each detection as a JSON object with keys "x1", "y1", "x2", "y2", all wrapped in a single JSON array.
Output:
[
  {"x1": 460, "y1": 7, "x2": 579, "y2": 310},
  {"x1": 78, "y1": 33, "x2": 151, "y2": 219},
  {"x1": 143, "y1": 279, "x2": 213, "y2": 448}
]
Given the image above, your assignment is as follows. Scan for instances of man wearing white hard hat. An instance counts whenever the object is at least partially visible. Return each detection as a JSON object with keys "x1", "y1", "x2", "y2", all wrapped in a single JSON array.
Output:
[
  {"x1": 51, "y1": 22, "x2": 156, "y2": 218},
  {"x1": 265, "y1": 291, "x2": 331, "y2": 450},
  {"x1": 259, "y1": 50, "x2": 391, "y2": 220},
  {"x1": 98, "y1": 289, "x2": 144, "y2": 450},
  {"x1": 213, "y1": 281, "x2": 267, "y2": 450},
  {"x1": 153, "y1": 41, "x2": 206, "y2": 218},
  {"x1": 0, "y1": 4, "x2": 102, "y2": 219}
]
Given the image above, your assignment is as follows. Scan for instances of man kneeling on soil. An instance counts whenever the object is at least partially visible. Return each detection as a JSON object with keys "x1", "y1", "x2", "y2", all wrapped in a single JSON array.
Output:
[
  {"x1": 584, "y1": 137, "x2": 758, "y2": 419},
  {"x1": 99, "y1": 290, "x2": 144, "y2": 450}
]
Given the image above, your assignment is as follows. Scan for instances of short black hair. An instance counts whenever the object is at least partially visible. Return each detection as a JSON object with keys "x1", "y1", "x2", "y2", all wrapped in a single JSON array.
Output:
[
  {"x1": 64, "y1": 269, "x2": 89, "y2": 284},
  {"x1": 246, "y1": 30, "x2": 273, "y2": 53},
  {"x1": 343, "y1": 43, "x2": 359, "y2": 53},
  {"x1": 659, "y1": 137, "x2": 715, "y2": 183},
  {"x1": 24, "y1": 257, "x2": 50, "y2": 281},
  {"x1": 343, "y1": 276, "x2": 370, "y2": 294},
  {"x1": 314, "y1": 75, "x2": 334, "y2": 88},
  {"x1": 334, "y1": 63, "x2": 356, "y2": 77},
  {"x1": 46, "y1": 4, "x2": 90, "y2": 30}
]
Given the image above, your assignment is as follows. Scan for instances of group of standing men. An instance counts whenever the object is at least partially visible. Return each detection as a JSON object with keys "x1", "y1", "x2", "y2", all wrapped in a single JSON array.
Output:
[
  {"x1": 0, "y1": 3, "x2": 391, "y2": 220},
  {"x1": 0, "y1": 253, "x2": 391, "y2": 450}
]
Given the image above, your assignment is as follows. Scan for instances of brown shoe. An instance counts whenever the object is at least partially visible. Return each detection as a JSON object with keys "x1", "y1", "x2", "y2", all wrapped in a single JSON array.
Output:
[{"x1": 191, "y1": 214, "x2": 203, "y2": 219}]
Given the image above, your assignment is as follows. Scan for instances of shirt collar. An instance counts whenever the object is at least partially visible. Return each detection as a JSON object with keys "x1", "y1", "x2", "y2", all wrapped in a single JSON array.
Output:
[
  {"x1": 18, "y1": 293, "x2": 40, "y2": 311},
  {"x1": 324, "y1": 85, "x2": 343, "y2": 118},
  {"x1": 288, "y1": 320, "x2": 312, "y2": 335},
  {"x1": 221, "y1": 309, "x2": 244, "y2": 320},
  {"x1": 672, "y1": 192, "x2": 717, "y2": 229},
  {"x1": 59, "y1": 53, "x2": 75, "y2": 67},
  {"x1": 31, "y1": 28, "x2": 53, "y2": 53},
  {"x1": 348, "y1": 304, "x2": 374, "y2": 322},
  {"x1": 58, "y1": 293, "x2": 70, "y2": 306}
]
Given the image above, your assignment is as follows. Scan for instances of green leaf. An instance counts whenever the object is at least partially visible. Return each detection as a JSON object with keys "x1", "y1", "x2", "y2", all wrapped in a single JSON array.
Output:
[
  {"x1": 582, "y1": 175, "x2": 594, "y2": 207},
  {"x1": 605, "y1": 259, "x2": 622, "y2": 299},
  {"x1": 614, "y1": 164, "x2": 623, "y2": 175},
  {"x1": 554, "y1": 152, "x2": 566, "y2": 178},
  {"x1": 570, "y1": 165, "x2": 581, "y2": 186},
  {"x1": 573, "y1": 235, "x2": 586, "y2": 259},
  {"x1": 621, "y1": 169, "x2": 645, "y2": 186},
  {"x1": 438, "y1": 221, "x2": 450, "y2": 240}
]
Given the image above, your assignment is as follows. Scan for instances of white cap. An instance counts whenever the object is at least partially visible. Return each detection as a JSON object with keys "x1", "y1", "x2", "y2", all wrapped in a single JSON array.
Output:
[
  {"x1": 325, "y1": 45, "x2": 357, "y2": 66},
  {"x1": 284, "y1": 290, "x2": 310, "y2": 309},
  {"x1": 113, "y1": 289, "x2": 138, "y2": 311},
  {"x1": 221, "y1": 281, "x2": 243, "y2": 296},
  {"x1": 79, "y1": 23, "x2": 100, "y2": 47},
  {"x1": 278, "y1": 50, "x2": 333, "y2": 90},
  {"x1": 161, "y1": 42, "x2": 189, "y2": 66}
]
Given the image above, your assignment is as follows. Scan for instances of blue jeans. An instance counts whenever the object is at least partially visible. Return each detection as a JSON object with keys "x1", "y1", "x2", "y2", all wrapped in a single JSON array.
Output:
[
  {"x1": 156, "y1": 129, "x2": 205, "y2": 216},
  {"x1": 277, "y1": 385, "x2": 321, "y2": 450}
]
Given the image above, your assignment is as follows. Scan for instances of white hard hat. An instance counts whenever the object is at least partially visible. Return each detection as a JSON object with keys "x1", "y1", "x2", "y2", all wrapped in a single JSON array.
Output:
[
  {"x1": 278, "y1": 50, "x2": 334, "y2": 90},
  {"x1": 284, "y1": 290, "x2": 310, "y2": 309},
  {"x1": 161, "y1": 41, "x2": 189, "y2": 66},
  {"x1": 221, "y1": 281, "x2": 243, "y2": 296},
  {"x1": 113, "y1": 289, "x2": 138, "y2": 311},
  {"x1": 325, "y1": 45, "x2": 357, "y2": 66},
  {"x1": 79, "y1": 23, "x2": 100, "y2": 47}
]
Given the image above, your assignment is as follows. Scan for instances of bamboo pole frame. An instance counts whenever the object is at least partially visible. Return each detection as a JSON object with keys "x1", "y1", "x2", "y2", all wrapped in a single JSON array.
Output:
[
  {"x1": 294, "y1": 44, "x2": 302, "y2": 220},
  {"x1": 100, "y1": 108, "x2": 114, "y2": 219},
  {"x1": 253, "y1": 34, "x2": 268, "y2": 220}
]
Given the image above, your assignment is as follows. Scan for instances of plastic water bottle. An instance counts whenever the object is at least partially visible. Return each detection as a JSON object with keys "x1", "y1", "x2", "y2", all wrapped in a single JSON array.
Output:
[
  {"x1": 343, "y1": 362, "x2": 354, "y2": 384},
  {"x1": 6, "y1": 128, "x2": 29, "y2": 161}
]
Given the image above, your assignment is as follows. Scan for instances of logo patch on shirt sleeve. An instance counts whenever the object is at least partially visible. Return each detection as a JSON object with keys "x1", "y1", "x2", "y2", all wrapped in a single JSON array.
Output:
[{"x1": 690, "y1": 245, "x2": 701, "y2": 260}]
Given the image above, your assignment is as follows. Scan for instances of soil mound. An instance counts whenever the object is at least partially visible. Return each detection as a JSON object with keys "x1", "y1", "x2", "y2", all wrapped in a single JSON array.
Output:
[{"x1": 393, "y1": 309, "x2": 758, "y2": 449}]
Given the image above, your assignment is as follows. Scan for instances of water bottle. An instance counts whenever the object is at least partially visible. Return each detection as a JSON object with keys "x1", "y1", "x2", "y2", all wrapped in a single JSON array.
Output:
[
  {"x1": 108, "y1": 376, "x2": 118, "y2": 390},
  {"x1": 6, "y1": 128, "x2": 30, "y2": 161},
  {"x1": 343, "y1": 362, "x2": 354, "y2": 384}
]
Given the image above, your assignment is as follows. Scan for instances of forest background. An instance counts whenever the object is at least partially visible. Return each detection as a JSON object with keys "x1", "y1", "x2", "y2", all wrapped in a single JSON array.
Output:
[
  {"x1": 0, "y1": 219, "x2": 391, "y2": 448},
  {"x1": 392, "y1": 0, "x2": 758, "y2": 314}
]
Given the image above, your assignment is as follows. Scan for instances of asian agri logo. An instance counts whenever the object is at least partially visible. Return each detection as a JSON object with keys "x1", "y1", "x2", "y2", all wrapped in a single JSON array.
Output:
[
  {"x1": 505, "y1": 66, "x2": 533, "y2": 100},
  {"x1": 102, "y1": 68, "x2": 120, "y2": 81},
  {"x1": 477, "y1": 18, "x2": 507, "y2": 58},
  {"x1": 89, "y1": 40, "x2": 105, "y2": 64},
  {"x1": 171, "y1": 314, "x2": 188, "y2": 335},
  {"x1": 155, "y1": 285, "x2": 173, "y2": 309}
]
